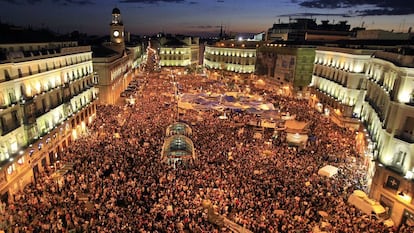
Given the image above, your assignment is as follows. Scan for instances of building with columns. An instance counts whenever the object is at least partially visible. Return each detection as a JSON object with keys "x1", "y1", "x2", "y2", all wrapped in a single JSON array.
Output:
[
  {"x1": 204, "y1": 40, "x2": 259, "y2": 74},
  {"x1": 309, "y1": 46, "x2": 373, "y2": 127},
  {"x1": 158, "y1": 35, "x2": 200, "y2": 67},
  {"x1": 309, "y1": 44, "x2": 414, "y2": 227},
  {"x1": 0, "y1": 41, "x2": 98, "y2": 201}
]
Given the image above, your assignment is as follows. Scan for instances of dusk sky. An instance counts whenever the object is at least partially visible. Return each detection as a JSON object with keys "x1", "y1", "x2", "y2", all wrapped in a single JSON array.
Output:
[{"x1": 0, "y1": 0, "x2": 413, "y2": 36}]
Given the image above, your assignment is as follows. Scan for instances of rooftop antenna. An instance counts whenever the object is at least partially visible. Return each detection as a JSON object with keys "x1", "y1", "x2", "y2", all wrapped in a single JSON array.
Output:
[{"x1": 402, "y1": 18, "x2": 406, "y2": 32}]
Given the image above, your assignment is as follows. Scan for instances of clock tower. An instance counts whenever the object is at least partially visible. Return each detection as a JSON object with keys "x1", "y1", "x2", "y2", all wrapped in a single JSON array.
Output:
[{"x1": 110, "y1": 7, "x2": 125, "y2": 52}]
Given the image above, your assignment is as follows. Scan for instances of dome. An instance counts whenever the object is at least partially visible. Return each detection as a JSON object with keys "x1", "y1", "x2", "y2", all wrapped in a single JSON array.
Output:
[{"x1": 112, "y1": 7, "x2": 121, "y2": 14}]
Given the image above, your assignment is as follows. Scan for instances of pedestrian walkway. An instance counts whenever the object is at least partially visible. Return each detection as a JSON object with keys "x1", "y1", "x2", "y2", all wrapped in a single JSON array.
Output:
[{"x1": 223, "y1": 218, "x2": 253, "y2": 233}]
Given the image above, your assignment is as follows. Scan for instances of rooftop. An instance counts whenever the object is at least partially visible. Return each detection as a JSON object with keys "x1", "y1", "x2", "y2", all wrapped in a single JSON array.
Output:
[{"x1": 91, "y1": 45, "x2": 119, "y2": 58}]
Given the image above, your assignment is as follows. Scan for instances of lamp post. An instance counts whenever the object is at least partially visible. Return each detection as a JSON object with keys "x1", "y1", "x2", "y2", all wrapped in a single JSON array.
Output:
[{"x1": 171, "y1": 74, "x2": 180, "y2": 121}]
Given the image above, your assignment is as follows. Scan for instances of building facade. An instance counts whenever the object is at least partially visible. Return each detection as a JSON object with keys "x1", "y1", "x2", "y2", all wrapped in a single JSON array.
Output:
[
  {"x1": 356, "y1": 30, "x2": 413, "y2": 40},
  {"x1": 127, "y1": 44, "x2": 144, "y2": 71},
  {"x1": 363, "y1": 50, "x2": 414, "y2": 227},
  {"x1": 204, "y1": 41, "x2": 258, "y2": 74},
  {"x1": 0, "y1": 41, "x2": 98, "y2": 200},
  {"x1": 256, "y1": 43, "x2": 315, "y2": 94},
  {"x1": 266, "y1": 18, "x2": 352, "y2": 42},
  {"x1": 93, "y1": 8, "x2": 139, "y2": 105},
  {"x1": 309, "y1": 46, "x2": 373, "y2": 126},
  {"x1": 93, "y1": 49, "x2": 133, "y2": 105},
  {"x1": 309, "y1": 45, "x2": 414, "y2": 227},
  {"x1": 158, "y1": 36, "x2": 200, "y2": 67}
]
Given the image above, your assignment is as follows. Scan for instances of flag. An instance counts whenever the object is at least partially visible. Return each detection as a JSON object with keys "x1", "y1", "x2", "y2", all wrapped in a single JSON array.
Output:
[{"x1": 385, "y1": 176, "x2": 400, "y2": 191}]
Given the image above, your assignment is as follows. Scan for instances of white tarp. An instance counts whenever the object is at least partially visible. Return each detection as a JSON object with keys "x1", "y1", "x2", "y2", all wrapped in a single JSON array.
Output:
[
  {"x1": 318, "y1": 165, "x2": 339, "y2": 178},
  {"x1": 286, "y1": 133, "x2": 308, "y2": 146}
]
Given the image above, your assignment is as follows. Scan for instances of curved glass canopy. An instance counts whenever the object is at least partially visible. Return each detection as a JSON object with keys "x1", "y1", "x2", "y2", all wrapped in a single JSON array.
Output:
[
  {"x1": 166, "y1": 122, "x2": 193, "y2": 136},
  {"x1": 161, "y1": 135, "x2": 196, "y2": 161},
  {"x1": 162, "y1": 122, "x2": 196, "y2": 166}
]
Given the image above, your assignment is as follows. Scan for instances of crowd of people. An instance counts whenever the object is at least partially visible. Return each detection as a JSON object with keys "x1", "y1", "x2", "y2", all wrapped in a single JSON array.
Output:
[{"x1": 1, "y1": 70, "x2": 413, "y2": 233}]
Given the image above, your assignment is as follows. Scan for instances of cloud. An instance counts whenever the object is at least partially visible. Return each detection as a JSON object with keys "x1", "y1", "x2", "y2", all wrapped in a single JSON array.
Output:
[
  {"x1": 187, "y1": 25, "x2": 221, "y2": 29},
  {"x1": 61, "y1": 0, "x2": 94, "y2": 5},
  {"x1": 0, "y1": 0, "x2": 38, "y2": 4},
  {"x1": 278, "y1": 12, "x2": 351, "y2": 17},
  {"x1": 297, "y1": 0, "x2": 414, "y2": 16},
  {"x1": 0, "y1": 0, "x2": 94, "y2": 5},
  {"x1": 119, "y1": 0, "x2": 187, "y2": 4}
]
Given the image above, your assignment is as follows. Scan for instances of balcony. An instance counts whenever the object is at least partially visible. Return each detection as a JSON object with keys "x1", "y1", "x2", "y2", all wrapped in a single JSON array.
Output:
[
  {"x1": 1, "y1": 119, "x2": 20, "y2": 136},
  {"x1": 50, "y1": 100, "x2": 62, "y2": 110},
  {"x1": 313, "y1": 72, "x2": 346, "y2": 87},
  {"x1": 406, "y1": 97, "x2": 414, "y2": 107},
  {"x1": 365, "y1": 96, "x2": 385, "y2": 122}
]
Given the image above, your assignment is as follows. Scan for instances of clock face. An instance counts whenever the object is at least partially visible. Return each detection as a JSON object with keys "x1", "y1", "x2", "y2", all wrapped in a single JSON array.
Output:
[{"x1": 113, "y1": 30, "x2": 120, "y2": 37}]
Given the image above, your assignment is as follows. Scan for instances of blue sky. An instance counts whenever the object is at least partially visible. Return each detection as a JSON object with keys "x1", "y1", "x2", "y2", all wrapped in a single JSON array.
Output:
[{"x1": 0, "y1": 0, "x2": 413, "y2": 36}]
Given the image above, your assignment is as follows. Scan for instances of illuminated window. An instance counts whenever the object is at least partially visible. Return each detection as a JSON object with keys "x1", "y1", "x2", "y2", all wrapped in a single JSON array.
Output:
[
  {"x1": 7, "y1": 164, "x2": 15, "y2": 175},
  {"x1": 393, "y1": 150, "x2": 407, "y2": 167},
  {"x1": 10, "y1": 141, "x2": 18, "y2": 154},
  {"x1": 0, "y1": 152, "x2": 6, "y2": 161}
]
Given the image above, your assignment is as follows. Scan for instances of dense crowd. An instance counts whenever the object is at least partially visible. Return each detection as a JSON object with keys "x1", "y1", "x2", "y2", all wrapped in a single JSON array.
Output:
[{"x1": 1, "y1": 71, "x2": 413, "y2": 233}]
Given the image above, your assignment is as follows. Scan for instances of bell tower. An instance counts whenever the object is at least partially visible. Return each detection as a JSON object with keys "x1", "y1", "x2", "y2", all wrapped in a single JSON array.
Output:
[{"x1": 110, "y1": 7, "x2": 125, "y2": 52}]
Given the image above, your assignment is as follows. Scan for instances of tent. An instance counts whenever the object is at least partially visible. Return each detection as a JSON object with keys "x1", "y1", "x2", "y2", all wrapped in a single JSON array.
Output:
[{"x1": 318, "y1": 165, "x2": 339, "y2": 178}]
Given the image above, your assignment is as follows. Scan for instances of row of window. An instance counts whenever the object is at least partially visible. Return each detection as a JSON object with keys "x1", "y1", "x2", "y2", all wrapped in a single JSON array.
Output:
[
  {"x1": 366, "y1": 64, "x2": 397, "y2": 93},
  {"x1": 160, "y1": 55, "x2": 191, "y2": 60},
  {"x1": 160, "y1": 50, "x2": 189, "y2": 55},
  {"x1": 204, "y1": 57, "x2": 255, "y2": 66},
  {"x1": 205, "y1": 50, "x2": 256, "y2": 58},
  {"x1": 314, "y1": 56, "x2": 363, "y2": 73},
  {"x1": 110, "y1": 62, "x2": 131, "y2": 82},
  {"x1": 0, "y1": 71, "x2": 94, "y2": 113},
  {"x1": 2, "y1": 103, "x2": 96, "y2": 173},
  {"x1": 2, "y1": 54, "x2": 92, "y2": 81},
  {"x1": 314, "y1": 65, "x2": 350, "y2": 87},
  {"x1": 204, "y1": 64, "x2": 255, "y2": 73},
  {"x1": 313, "y1": 78, "x2": 356, "y2": 107}
]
